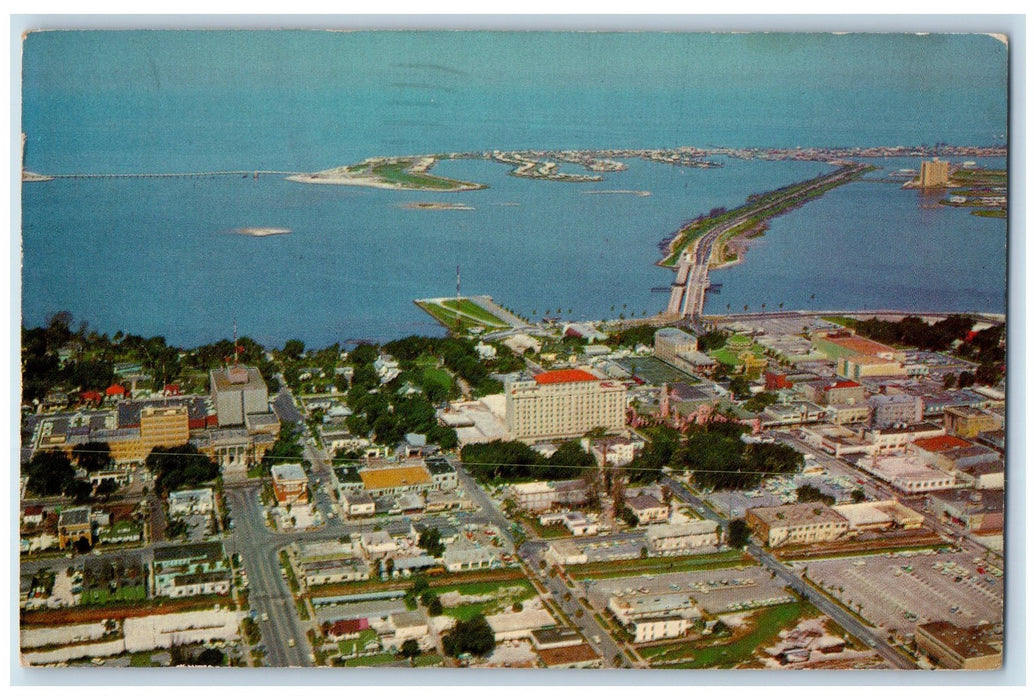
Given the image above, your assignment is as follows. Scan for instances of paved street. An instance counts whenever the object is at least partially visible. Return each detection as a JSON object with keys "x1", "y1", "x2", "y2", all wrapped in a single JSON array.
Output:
[
  {"x1": 448, "y1": 457, "x2": 631, "y2": 669},
  {"x1": 662, "y1": 475, "x2": 915, "y2": 669},
  {"x1": 223, "y1": 484, "x2": 312, "y2": 667}
]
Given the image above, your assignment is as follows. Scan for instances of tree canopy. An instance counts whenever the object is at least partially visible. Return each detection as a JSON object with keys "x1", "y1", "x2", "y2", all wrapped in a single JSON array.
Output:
[
  {"x1": 417, "y1": 527, "x2": 445, "y2": 558},
  {"x1": 72, "y1": 441, "x2": 111, "y2": 473},
  {"x1": 442, "y1": 614, "x2": 495, "y2": 658},
  {"x1": 25, "y1": 450, "x2": 75, "y2": 496},
  {"x1": 146, "y1": 443, "x2": 220, "y2": 493},
  {"x1": 728, "y1": 519, "x2": 750, "y2": 549},
  {"x1": 460, "y1": 440, "x2": 592, "y2": 482}
]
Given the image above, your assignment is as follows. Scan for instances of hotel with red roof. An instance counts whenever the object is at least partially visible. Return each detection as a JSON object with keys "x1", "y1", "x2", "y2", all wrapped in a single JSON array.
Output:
[{"x1": 505, "y1": 369, "x2": 627, "y2": 441}]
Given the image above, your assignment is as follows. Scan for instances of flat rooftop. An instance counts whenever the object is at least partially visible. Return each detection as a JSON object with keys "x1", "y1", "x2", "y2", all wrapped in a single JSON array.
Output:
[
  {"x1": 210, "y1": 365, "x2": 267, "y2": 392},
  {"x1": 271, "y1": 463, "x2": 308, "y2": 482},
  {"x1": 359, "y1": 464, "x2": 432, "y2": 491},
  {"x1": 747, "y1": 502, "x2": 848, "y2": 527}
]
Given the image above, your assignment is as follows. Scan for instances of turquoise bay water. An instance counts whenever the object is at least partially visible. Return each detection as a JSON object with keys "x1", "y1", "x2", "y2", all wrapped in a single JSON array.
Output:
[{"x1": 21, "y1": 31, "x2": 1008, "y2": 345}]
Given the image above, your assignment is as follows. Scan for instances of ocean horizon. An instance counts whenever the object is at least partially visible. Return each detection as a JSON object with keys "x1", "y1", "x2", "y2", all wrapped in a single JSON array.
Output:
[{"x1": 20, "y1": 31, "x2": 1008, "y2": 346}]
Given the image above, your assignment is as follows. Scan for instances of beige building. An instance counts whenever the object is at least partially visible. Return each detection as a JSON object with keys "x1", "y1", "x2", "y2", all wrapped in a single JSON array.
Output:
[
  {"x1": 745, "y1": 503, "x2": 850, "y2": 547},
  {"x1": 210, "y1": 365, "x2": 269, "y2": 427},
  {"x1": 505, "y1": 369, "x2": 626, "y2": 442},
  {"x1": 915, "y1": 621, "x2": 1001, "y2": 669},
  {"x1": 831, "y1": 500, "x2": 924, "y2": 532},
  {"x1": 140, "y1": 405, "x2": 190, "y2": 452},
  {"x1": 654, "y1": 327, "x2": 697, "y2": 365},
  {"x1": 944, "y1": 406, "x2": 1003, "y2": 438},
  {"x1": 838, "y1": 355, "x2": 907, "y2": 381},
  {"x1": 647, "y1": 521, "x2": 721, "y2": 554},
  {"x1": 918, "y1": 158, "x2": 951, "y2": 188}
]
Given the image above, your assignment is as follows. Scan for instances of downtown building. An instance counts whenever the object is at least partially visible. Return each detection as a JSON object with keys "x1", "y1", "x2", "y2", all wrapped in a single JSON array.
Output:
[{"x1": 505, "y1": 369, "x2": 626, "y2": 442}]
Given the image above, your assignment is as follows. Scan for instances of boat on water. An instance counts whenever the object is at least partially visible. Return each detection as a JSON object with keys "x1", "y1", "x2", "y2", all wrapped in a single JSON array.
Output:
[{"x1": 236, "y1": 227, "x2": 291, "y2": 237}]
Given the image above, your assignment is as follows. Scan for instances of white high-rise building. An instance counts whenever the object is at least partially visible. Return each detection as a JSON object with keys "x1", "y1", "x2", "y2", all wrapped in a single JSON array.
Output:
[{"x1": 505, "y1": 369, "x2": 626, "y2": 442}]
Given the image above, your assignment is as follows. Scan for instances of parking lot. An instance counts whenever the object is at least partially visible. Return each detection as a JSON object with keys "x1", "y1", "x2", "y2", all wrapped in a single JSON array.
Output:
[
  {"x1": 708, "y1": 471, "x2": 862, "y2": 519},
  {"x1": 584, "y1": 565, "x2": 795, "y2": 616},
  {"x1": 798, "y1": 549, "x2": 1003, "y2": 636}
]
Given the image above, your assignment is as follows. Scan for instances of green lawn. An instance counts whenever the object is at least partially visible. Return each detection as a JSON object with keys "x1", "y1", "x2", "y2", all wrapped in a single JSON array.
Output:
[
  {"x1": 129, "y1": 652, "x2": 152, "y2": 667},
  {"x1": 657, "y1": 601, "x2": 817, "y2": 669},
  {"x1": 439, "y1": 298, "x2": 510, "y2": 327},
  {"x1": 821, "y1": 316, "x2": 859, "y2": 329},
  {"x1": 369, "y1": 161, "x2": 474, "y2": 190},
  {"x1": 343, "y1": 651, "x2": 397, "y2": 667},
  {"x1": 567, "y1": 550, "x2": 748, "y2": 579},
  {"x1": 413, "y1": 653, "x2": 444, "y2": 667},
  {"x1": 435, "y1": 579, "x2": 536, "y2": 621},
  {"x1": 416, "y1": 302, "x2": 484, "y2": 334},
  {"x1": 421, "y1": 366, "x2": 454, "y2": 393},
  {"x1": 710, "y1": 344, "x2": 765, "y2": 368},
  {"x1": 443, "y1": 602, "x2": 490, "y2": 621},
  {"x1": 81, "y1": 584, "x2": 147, "y2": 605},
  {"x1": 337, "y1": 629, "x2": 378, "y2": 656},
  {"x1": 431, "y1": 578, "x2": 535, "y2": 598}
]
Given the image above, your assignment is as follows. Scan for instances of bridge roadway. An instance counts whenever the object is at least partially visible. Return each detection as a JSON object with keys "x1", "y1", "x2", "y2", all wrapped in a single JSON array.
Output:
[
  {"x1": 664, "y1": 162, "x2": 870, "y2": 320},
  {"x1": 46, "y1": 170, "x2": 299, "y2": 180}
]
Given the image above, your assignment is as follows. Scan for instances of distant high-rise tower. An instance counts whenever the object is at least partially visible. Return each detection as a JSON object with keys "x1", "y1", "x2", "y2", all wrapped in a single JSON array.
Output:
[{"x1": 919, "y1": 158, "x2": 950, "y2": 188}]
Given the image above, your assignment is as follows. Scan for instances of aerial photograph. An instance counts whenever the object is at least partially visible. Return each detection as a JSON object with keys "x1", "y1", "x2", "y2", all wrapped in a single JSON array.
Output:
[{"x1": 17, "y1": 28, "x2": 1009, "y2": 672}]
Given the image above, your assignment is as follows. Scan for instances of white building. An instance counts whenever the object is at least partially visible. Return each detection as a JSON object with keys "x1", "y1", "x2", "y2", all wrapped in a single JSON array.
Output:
[
  {"x1": 631, "y1": 617, "x2": 690, "y2": 644},
  {"x1": 388, "y1": 610, "x2": 429, "y2": 642},
  {"x1": 647, "y1": 521, "x2": 720, "y2": 554},
  {"x1": 359, "y1": 530, "x2": 397, "y2": 557},
  {"x1": 654, "y1": 327, "x2": 698, "y2": 365},
  {"x1": 510, "y1": 479, "x2": 589, "y2": 514},
  {"x1": 442, "y1": 544, "x2": 497, "y2": 572},
  {"x1": 167, "y1": 488, "x2": 215, "y2": 518},
  {"x1": 540, "y1": 511, "x2": 598, "y2": 536},
  {"x1": 626, "y1": 493, "x2": 669, "y2": 524},
  {"x1": 341, "y1": 490, "x2": 376, "y2": 518},
  {"x1": 505, "y1": 369, "x2": 626, "y2": 442},
  {"x1": 607, "y1": 593, "x2": 701, "y2": 627}
]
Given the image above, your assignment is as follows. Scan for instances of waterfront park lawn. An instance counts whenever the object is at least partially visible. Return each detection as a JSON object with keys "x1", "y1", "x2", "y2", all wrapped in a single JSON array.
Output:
[
  {"x1": 416, "y1": 298, "x2": 510, "y2": 332},
  {"x1": 438, "y1": 298, "x2": 510, "y2": 327}
]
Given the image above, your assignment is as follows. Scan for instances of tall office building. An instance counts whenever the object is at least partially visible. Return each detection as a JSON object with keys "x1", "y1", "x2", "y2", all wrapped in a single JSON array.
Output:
[
  {"x1": 210, "y1": 365, "x2": 269, "y2": 427},
  {"x1": 919, "y1": 158, "x2": 950, "y2": 188}
]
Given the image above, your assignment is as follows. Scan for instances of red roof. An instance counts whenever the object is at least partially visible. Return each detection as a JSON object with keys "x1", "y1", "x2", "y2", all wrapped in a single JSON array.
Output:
[
  {"x1": 80, "y1": 390, "x2": 103, "y2": 402},
  {"x1": 23, "y1": 505, "x2": 44, "y2": 516},
  {"x1": 914, "y1": 435, "x2": 972, "y2": 452},
  {"x1": 164, "y1": 384, "x2": 181, "y2": 395},
  {"x1": 325, "y1": 618, "x2": 369, "y2": 637},
  {"x1": 534, "y1": 369, "x2": 598, "y2": 385},
  {"x1": 105, "y1": 384, "x2": 127, "y2": 396},
  {"x1": 829, "y1": 380, "x2": 861, "y2": 390}
]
